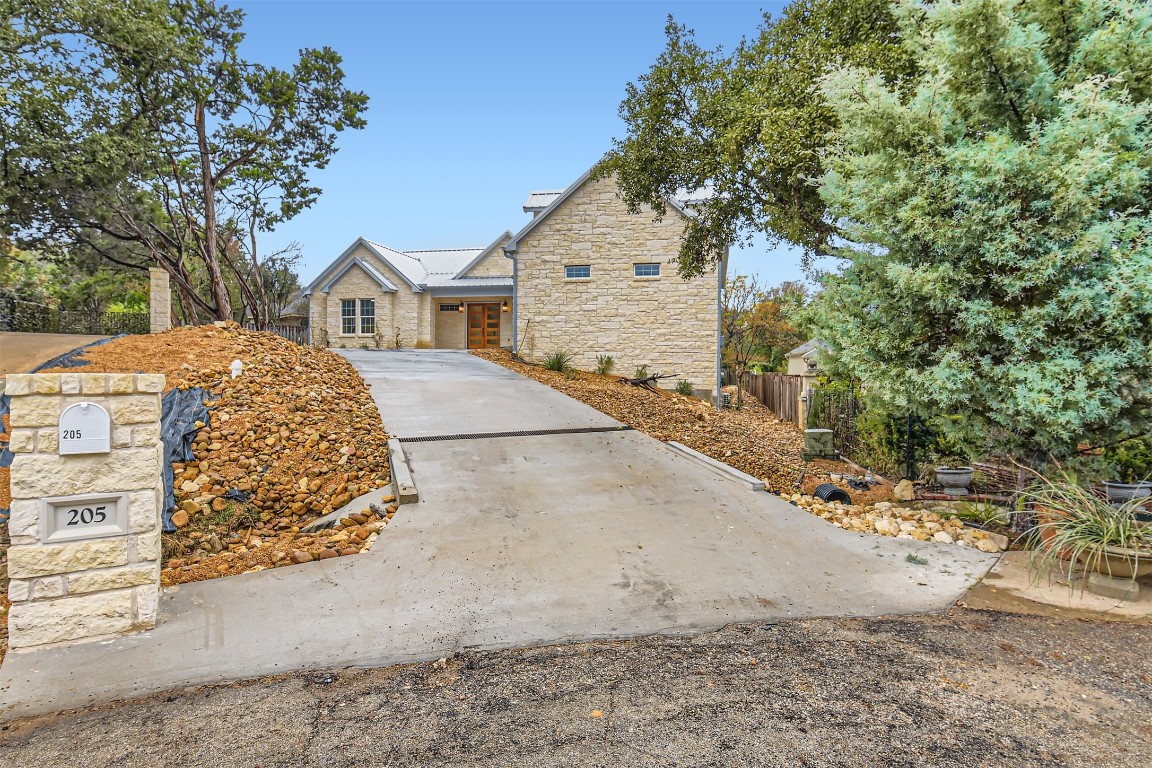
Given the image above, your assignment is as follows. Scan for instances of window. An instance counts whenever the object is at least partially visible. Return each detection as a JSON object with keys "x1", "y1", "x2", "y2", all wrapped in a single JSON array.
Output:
[
  {"x1": 341, "y1": 299, "x2": 356, "y2": 334},
  {"x1": 565, "y1": 265, "x2": 591, "y2": 279},
  {"x1": 439, "y1": 303, "x2": 461, "y2": 312},
  {"x1": 634, "y1": 263, "x2": 661, "y2": 277},
  {"x1": 341, "y1": 298, "x2": 375, "y2": 335},
  {"x1": 359, "y1": 299, "x2": 375, "y2": 335}
]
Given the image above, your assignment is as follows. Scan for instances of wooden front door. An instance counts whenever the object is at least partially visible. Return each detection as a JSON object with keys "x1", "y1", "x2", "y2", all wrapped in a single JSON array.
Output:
[{"x1": 466, "y1": 303, "x2": 502, "y2": 349}]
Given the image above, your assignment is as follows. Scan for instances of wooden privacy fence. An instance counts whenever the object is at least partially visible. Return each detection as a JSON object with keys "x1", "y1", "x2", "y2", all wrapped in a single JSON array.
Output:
[
  {"x1": 743, "y1": 372, "x2": 804, "y2": 426},
  {"x1": 242, "y1": 322, "x2": 309, "y2": 345}
]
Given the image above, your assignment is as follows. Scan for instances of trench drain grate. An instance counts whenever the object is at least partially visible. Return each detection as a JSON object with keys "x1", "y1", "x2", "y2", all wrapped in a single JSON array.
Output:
[{"x1": 399, "y1": 426, "x2": 634, "y2": 443}]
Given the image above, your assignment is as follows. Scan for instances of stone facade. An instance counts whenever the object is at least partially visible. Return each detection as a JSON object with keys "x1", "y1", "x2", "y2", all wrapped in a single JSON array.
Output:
[
  {"x1": 461, "y1": 240, "x2": 513, "y2": 278},
  {"x1": 431, "y1": 297, "x2": 513, "y2": 349},
  {"x1": 149, "y1": 267, "x2": 171, "y2": 333},
  {"x1": 5, "y1": 373, "x2": 165, "y2": 651},
  {"x1": 513, "y1": 174, "x2": 719, "y2": 393}
]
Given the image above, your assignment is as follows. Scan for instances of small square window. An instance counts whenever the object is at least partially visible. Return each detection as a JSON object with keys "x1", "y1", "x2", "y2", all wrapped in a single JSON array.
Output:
[
  {"x1": 439, "y1": 303, "x2": 461, "y2": 312},
  {"x1": 634, "y1": 263, "x2": 661, "y2": 277},
  {"x1": 565, "y1": 265, "x2": 591, "y2": 279}
]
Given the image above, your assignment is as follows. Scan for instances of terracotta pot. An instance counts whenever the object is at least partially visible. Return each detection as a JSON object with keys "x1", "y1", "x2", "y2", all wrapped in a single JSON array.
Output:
[{"x1": 1034, "y1": 505, "x2": 1072, "y2": 559}]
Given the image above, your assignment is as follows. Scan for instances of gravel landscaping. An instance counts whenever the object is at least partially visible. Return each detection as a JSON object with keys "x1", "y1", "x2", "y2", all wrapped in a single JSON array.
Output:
[
  {"x1": 1, "y1": 607, "x2": 1148, "y2": 766},
  {"x1": 32, "y1": 324, "x2": 396, "y2": 584}
]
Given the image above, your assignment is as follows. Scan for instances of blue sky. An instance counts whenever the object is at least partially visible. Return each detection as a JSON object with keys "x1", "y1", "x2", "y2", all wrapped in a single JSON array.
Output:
[{"x1": 233, "y1": 0, "x2": 802, "y2": 285}]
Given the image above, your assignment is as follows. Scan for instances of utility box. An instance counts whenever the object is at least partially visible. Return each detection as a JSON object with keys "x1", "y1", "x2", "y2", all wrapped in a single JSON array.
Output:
[{"x1": 802, "y1": 428, "x2": 839, "y2": 461}]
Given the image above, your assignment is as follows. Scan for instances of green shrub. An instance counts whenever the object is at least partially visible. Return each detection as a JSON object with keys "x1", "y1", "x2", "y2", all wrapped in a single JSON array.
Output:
[
  {"x1": 633, "y1": 364, "x2": 649, "y2": 379},
  {"x1": 543, "y1": 350, "x2": 575, "y2": 373},
  {"x1": 675, "y1": 379, "x2": 694, "y2": 396},
  {"x1": 594, "y1": 354, "x2": 615, "y2": 375},
  {"x1": 1103, "y1": 435, "x2": 1152, "y2": 484}
]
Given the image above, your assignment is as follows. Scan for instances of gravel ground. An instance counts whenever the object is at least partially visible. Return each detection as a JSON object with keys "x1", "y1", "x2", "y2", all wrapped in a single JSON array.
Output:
[{"x1": 2, "y1": 608, "x2": 1149, "y2": 767}]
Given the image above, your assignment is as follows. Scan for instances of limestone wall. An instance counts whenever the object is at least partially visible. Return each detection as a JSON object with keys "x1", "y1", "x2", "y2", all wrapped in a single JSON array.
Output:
[
  {"x1": 461, "y1": 236, "x2": 513, "y2": 278},
  {"x1": 148, "y1": 267, "x2": 171, "y2": 333},
  {"x1": 4, "y1": 373, "x2": 165, "y2": 650},
  {"x1": 513, "y1": 174, "x2": 718, "y2": 393}
]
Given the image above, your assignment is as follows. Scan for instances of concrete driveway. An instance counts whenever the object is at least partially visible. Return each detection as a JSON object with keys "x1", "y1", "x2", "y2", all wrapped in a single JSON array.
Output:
[{"x1": 0, "y1": 349, "x2": 996, "y2": 720}]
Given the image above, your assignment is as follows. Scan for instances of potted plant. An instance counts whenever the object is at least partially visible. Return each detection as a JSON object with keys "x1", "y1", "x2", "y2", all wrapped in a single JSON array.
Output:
[
  {"x1": 1102, "y1": 435, "x2": 1152, "y2": 504},
  {"x1": 1027, "y1": 473, "x2": 1152, "y2": 583},
  {"x1": 934, "y1": 460, "x2": 974, "y2": 497}
]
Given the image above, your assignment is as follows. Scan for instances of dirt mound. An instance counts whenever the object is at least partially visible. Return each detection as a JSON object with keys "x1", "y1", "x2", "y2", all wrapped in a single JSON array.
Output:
[{"x1": 39, "y1": 324, "x2": 393, "y2": 581}]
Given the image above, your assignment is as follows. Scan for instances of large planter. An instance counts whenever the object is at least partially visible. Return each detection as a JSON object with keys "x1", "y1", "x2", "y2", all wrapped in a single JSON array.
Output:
[
  {"x1": 1102, "y1": 481, "x2": 1152, "y2": 504},
  {"x1": 935, "y1": 467, "x2": 974, "y2": 497},
  {"x1": 1080, "y1": 546, "x2": 1152, "y2": 580}
]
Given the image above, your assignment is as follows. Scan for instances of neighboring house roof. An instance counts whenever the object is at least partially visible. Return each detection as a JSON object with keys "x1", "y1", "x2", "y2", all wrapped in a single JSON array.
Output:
[
  {"x1": 278, "y1": 289, "x2": 308, "y2": 318},
  {"x1": 504, "y1": 166, "x2": 706, "y2": 254},
  {"x1": 523, "y1": 190, "x2": 564, "y2": 213},
  {"x1": 303, "y1": 234, "x2": 512, "y2": 296},
  {"x1": 787, "y1": 340, "x2": 823, "y2": 359}
]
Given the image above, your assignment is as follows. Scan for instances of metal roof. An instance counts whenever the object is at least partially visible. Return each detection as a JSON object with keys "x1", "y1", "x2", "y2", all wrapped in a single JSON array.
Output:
[
  {"x1": 405, "y1": 248, "x2": 484, "y2": 279},
  {"x1": 523, "y1": 190, "x2": 564, "y2": 212},
  {"x1": 305, "y1": 235, "x2": 515, "y2": 294},
  {"x1": 423, "y1": 276, "x2": 514, "y2": 288}
]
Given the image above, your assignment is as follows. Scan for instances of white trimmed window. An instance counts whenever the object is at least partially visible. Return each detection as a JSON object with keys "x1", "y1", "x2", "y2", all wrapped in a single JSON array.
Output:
[
  {"x1": 565, "y1": 265, "x2": 591, "y2": 279},
  {"x1": 341, "y1": 298, "x2": 375, "y2": 335},
  {"x1": 634, "y1": 263, "x2": 661, "y2": 277},
  {"x1": 340, "y1": 299, "x2": 357, "y2": 334},
  {"x1": 359, "y1": 299, "x2": 375, "y2": 335},
  {"x1": 439, "y1": 303, "x2": 461, "y2": 312}
]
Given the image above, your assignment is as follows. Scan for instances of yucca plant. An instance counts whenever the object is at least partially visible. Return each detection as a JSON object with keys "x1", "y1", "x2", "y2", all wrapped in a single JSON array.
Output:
[
  {"x1": 543, "y1": 350, "x2": 574, "y2": 374},
  {"x1": 594, "y1": 354, "x2": 615, "y2": 375},
  {"x1": 675, "y1": 379, "x2": 694, "y2": 396},
  {"x1": 1024, "y1": 471, "x2": 1152, "y2": 588}
]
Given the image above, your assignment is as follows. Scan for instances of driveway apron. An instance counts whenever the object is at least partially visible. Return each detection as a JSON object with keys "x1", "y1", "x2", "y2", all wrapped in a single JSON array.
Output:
[{"x1": 0, "y1": 349, "x2": 996, "y2": 720}]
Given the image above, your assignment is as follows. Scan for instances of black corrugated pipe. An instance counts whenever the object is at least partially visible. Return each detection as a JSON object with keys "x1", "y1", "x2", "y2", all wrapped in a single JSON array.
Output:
[{"x1": 812, "y1": 483, "x2": 852, "y2": 505}]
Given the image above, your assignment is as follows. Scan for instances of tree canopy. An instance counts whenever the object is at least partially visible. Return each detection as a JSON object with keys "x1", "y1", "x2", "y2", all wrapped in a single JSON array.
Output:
[
  {"x1": 596, "y1": 0, "x2": 916, "y2": 277},
  {"x1": 2, "y1": 0, "x2": 367, "y2": 323},
  {"x1": 807, "y1": 0, "x2": 1152, "y2": 462}
]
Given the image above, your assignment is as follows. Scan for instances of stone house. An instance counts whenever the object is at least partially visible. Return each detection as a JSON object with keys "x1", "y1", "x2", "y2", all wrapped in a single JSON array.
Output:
[
  {"x1": 303, "y1": 232, "x2": 515, "y2": 350},
  {"x1": 304, "y1": 168, "x2": 721, "y2": 395}
]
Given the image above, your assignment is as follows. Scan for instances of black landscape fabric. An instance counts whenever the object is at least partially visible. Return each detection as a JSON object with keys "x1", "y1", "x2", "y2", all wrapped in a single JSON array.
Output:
[{"x1": 160, "y1": 387, "x2": 211, "y2": 532}]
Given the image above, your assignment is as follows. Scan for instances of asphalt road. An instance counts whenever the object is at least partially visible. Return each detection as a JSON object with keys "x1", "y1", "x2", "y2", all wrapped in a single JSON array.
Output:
[{"x1": 1, "y1": 608, "x2": 1148, "y2": 767}]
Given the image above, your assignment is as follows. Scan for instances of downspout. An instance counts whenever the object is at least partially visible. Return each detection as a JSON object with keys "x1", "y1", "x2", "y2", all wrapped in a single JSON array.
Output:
[
  {"x1": 715, "y1": 246, "x2": 727, "y2": 410},
  {"x1": 504, "y1": 246, "x2": 518, "y2": 353}
]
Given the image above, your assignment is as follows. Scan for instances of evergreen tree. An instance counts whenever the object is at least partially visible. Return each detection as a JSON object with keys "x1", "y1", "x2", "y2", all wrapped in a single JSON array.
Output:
[{"x1": 809, "y1": 0, "x2": 1152, "y2": 462}]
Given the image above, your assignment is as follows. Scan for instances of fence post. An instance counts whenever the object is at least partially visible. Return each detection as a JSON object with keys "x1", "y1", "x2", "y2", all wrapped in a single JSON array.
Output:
[{"x1": 149, "y1": 268, "x2": 171, "y2": 333}]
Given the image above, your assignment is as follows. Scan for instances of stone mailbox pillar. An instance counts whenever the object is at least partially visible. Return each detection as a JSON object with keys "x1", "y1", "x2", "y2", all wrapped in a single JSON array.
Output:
[
  {"x1": 4, "y1": 372, "x2": 165, "y2": 651},
  {"x1": 149, "y1": 267, "x2": 171, "y2": 333}
]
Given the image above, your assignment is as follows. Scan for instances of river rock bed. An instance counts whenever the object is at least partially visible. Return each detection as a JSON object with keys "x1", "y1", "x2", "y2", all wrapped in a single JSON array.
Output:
[{"x1": 785, "y1": 494, "x2": 1007, "y2": 552}]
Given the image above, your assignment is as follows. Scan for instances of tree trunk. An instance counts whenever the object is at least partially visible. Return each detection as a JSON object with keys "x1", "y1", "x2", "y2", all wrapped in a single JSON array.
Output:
[
  {"x1": 248, "y1": 219, "x2": 270, "y2": 329},
  {"x1": 195, "y1": 102, "x2": 233, "y2": 321}
]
